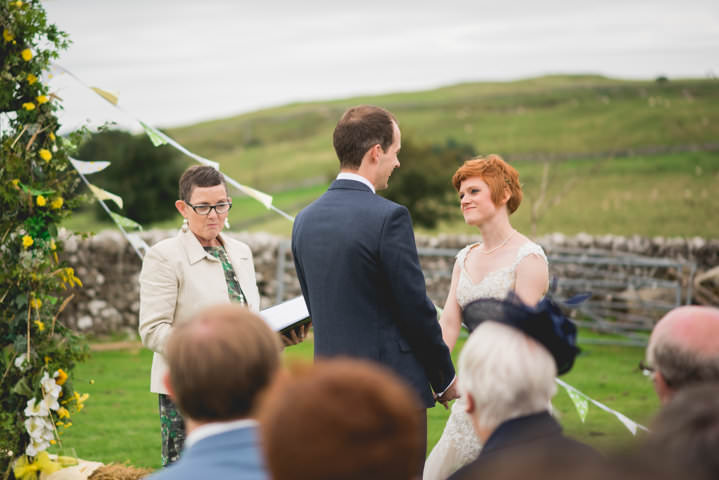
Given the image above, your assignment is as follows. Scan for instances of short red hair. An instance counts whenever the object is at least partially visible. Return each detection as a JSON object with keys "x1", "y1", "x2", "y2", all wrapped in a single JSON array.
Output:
[{"x1": 452, "y1": 154, "x2": 522, "y2": 214}]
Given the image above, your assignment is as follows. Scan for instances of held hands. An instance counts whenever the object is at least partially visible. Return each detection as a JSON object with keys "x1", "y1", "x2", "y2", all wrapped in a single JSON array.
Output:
[
  {"x1": 280, "y1": 323, "x2": 312, "y2": 348},
  {"x1": 435, "y1": 378, "x2": 460, "y2": 409}
]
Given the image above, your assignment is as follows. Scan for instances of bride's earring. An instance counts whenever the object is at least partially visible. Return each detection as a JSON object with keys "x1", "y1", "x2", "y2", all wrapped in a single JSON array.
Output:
[{"x1": 181, "y1": 218, "x2": 188, "y2": 233}]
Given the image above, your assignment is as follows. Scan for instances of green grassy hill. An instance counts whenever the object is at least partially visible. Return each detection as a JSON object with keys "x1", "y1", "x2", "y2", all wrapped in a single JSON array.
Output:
[{"x1": 66, "y1": 75, "x2": 719, "y2": 238}]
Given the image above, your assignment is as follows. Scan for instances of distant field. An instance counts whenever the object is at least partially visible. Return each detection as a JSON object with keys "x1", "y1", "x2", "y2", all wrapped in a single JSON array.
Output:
[{"x1": 64, "y1": 75, "x2": 719, "y2": 238}]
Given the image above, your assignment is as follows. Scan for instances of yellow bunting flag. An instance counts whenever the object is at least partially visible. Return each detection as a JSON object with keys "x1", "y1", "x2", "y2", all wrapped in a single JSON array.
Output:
[
  {"x1": 88, "y1": 184, "x2": 123, "y2": 209},
  {"x1": 224, "y1": 177, "x2": 273, "y2": 209},
  {"x1": 90, "y1": 87, "x2": 119, "y2": 105}
]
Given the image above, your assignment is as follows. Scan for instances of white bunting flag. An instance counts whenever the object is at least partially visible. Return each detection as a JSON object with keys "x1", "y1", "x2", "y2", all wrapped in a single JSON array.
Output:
[
  {"x1": 90, "y1": 87, "x2": 119, "y2": 106},
  {"x1": 109, "y1": 212, "x2": 142, "y2": 231},
  {"x1": 69, "y1": 158, "x2": 110, "y2": 175}
]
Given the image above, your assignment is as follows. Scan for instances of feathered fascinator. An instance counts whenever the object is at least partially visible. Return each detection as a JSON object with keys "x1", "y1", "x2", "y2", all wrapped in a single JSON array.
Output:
[{"x1": 462, "y1": 288, "x2": 589, "y2": 375}]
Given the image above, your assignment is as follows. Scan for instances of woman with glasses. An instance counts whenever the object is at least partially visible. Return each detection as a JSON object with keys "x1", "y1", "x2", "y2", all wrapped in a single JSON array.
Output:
[{"x1": 138, "y1": 165, "x2": 306, "y2": 467}]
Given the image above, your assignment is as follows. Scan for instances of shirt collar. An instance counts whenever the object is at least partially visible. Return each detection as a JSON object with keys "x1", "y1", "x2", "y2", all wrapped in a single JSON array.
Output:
[
  {"x1": 336, "y1": 172, "x2": 375, "y2": 194},
  {"x1": 185, "y1": 418, "x2": 258, "y2": 450}
]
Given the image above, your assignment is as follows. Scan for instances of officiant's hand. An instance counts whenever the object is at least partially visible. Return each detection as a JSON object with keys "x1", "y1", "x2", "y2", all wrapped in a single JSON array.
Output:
[
  {"x1": 435, "y1": 378, "x2": 460, "y2": 409},
  {"x1": 281, "y1": 323, "x2": 312, "y2": 348}
]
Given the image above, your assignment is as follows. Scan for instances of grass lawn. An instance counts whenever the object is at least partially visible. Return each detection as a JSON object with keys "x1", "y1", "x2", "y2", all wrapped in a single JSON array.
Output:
[{"x1": 53, "y1": 331, "x2": 658, "y2": 471}]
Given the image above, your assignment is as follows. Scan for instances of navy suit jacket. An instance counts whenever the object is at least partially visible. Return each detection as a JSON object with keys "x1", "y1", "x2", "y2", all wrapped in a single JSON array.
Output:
[
  {"x1": 148, "y1": 425, "x2": 268, "y2": 480},
  {"x1": 448, "y1": 412, "x2": 599, "y2": 480},
  {"x1": 292, "y1": 179, "x2": 455, "y2": 407}
]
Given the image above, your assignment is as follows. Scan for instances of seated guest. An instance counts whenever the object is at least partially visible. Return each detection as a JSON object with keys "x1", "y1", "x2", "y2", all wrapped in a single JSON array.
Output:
[
  {"x1": 637, "y1": 383, "x2": 719, "y2": 480},
  {"x1": 449, "y1": 294, "x2": 598, "y2": 480},
  {"x1": 259, "y1": 359, "x2": 424, "y2": 480},
  {"x1": 644, "y1": 305, "x2": 719, "y2": 404},
  {"x1": 148, "y1": 304, "x2": 281, "y2": 480}
]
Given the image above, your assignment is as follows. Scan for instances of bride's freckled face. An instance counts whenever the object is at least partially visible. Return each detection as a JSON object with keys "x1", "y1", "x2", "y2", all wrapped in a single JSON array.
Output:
[{"x1": 458, "y1": 176, "x2": 497, "y2": 225}]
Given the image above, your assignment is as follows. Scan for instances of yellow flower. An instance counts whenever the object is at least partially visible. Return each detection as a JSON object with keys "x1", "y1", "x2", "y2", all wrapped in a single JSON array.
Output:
[
  {"x1": 36, "y1": 95, "x2": 48, "y2": 104},
  {"x1": 57, "y1": 406, "x2": 70, "y2": 418},
  {"x1": 27, "y1": 73, "x2": 38, "y2": 84},
  {"x1": 22, "y1": 235, "x2": 33, "y2": 248},
  {"x1": 21, "y1": 48, "x2": 32, "y2": 61},
  {"x1": 22, "y1": 102, "x2": 35, "y2": 111},
  {"x1": 34, "y1": 320, "x2": 45, "y2": 331},
  {"x1": 30, "y1": 298, "x2": 42, "y2": 310},
  {"x1": 64, "y1": 422, "x2": 72, "y2": 428},
  {"x1": 2, "y1": 29, "x2": 13, "y2": 43},
  {"x1": 56, "y1": 421, "x2": 64, "y2": 427},
  {"x1": 50, "y1": 440, "x2": 56, "y2": 445},
  {"x1": 50, "y1": 239, "x2": 57, "y2": 250},
  {"x1": 55, "y1": 369, "x2": 68, "y2": 386},
  {"x1": 90, "y1": 379, "x2": 95, "y2": 385},
  {"x1": 39, "y1": 148, "x2": 52, "y2": 162},
  {"x1": 49, "y1": 132, "x2": 56, "y2": 141},
  {"x1": 36, "y1": 195, "x2": 47, "y2": 207},
  {"x1": 15, "y1": 1, "x2": 23, "y2": 7},
  {"x1": 51, "y1": 197, "x2": 64, "y2": 209},
  {"x1": 11, "y1": 178, "x2": 20, "y2": 188}
]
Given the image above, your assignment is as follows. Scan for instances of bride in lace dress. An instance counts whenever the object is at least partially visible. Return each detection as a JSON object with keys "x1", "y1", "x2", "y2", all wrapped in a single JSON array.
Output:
[{"x1": 424, "y1": 155, "x2": 549, "y2": 480}]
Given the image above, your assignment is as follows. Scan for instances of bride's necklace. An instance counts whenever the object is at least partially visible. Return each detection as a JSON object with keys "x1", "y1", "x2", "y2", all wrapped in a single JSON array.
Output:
[{"x1": 480, "y1": 229, "x2": 515, "y2": 254}]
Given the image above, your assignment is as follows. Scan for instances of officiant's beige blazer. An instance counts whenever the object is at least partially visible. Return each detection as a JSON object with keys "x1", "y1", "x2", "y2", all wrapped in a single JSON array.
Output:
[{"x1": 139, "y1": 229, "x2": 260, "y2": 394}]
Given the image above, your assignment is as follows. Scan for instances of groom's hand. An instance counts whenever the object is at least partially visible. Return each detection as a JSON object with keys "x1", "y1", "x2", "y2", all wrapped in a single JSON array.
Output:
[
  {"x1": 436, "y1": 378, "x2": 460, "y2": 409},
  {"x1": 280, "y1": 323, "x2": 312, "y2": 348}
]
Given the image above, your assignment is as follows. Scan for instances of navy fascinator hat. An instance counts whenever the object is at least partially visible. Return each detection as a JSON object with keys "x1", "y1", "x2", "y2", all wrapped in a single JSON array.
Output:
[{"x1": 462, "y1": 290, "x2": 588, "y2": 375}]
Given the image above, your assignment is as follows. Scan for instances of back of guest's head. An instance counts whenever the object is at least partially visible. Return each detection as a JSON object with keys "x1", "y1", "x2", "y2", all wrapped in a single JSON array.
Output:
[
  {"x1": 451, "y1": 154, "x2": 522, "y2": 213},
  {"x1": 178, "y1": 164, "x2": 227, "y2": 202},
  {"x1": 333, "y1": 105, "x2": 397, "y2": 170},
  {"x1": 165, "y1": 304, "x2": 281, "y2": 422},
  {"x1": 637, "y1": 383, "x2": 719, "y2": 480},
  {"x1": 459, "y1": 321, "x2": 557, "y2": 431},
  {"x1": 646, "y1": 306, "x2": 719, "y2": 398},
  {"x1": 259, "y1": 358, "x2": 423, "y2": 480}
]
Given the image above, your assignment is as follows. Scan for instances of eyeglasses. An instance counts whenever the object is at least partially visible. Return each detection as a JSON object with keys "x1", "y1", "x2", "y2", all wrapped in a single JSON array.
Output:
[
  {"x1": 185, "y1": 201, "x2": 232, "y2": 215},
  {"x1": 638, "y1": 360, "x2": 655, "y2": 377}
]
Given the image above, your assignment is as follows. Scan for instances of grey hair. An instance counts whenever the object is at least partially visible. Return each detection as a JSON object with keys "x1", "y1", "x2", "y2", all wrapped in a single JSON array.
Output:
[
  {"x1": 648, "y1": 341, "x2": 719, "y2": 390},
  {"x1": 458, "y1": 322, "x2": 557, "y2": 431}
]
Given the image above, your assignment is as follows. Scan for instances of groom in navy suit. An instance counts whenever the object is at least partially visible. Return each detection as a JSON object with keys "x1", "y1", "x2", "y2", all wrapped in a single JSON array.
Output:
[{"x1": 292, "y1": 105, "x2": 458, "y2": 456}]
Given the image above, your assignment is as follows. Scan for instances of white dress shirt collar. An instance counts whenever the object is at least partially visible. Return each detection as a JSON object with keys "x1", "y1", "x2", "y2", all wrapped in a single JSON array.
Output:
[
  {"x1": 184, "y1": 418, "x2": 258, "y2": 450},
  {"x1": 336, "y1": 172, "x2": 375, "y2": 194}
]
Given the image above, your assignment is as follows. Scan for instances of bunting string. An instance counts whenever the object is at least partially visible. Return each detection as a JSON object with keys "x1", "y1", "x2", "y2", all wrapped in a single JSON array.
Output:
[{"x1": 52, "y1": 63, "x2": 291, "y2": 217}]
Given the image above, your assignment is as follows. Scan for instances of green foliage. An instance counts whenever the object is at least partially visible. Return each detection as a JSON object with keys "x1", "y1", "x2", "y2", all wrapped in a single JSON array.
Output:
[
  {"x1": 1, "y1": 0, "x2": 89, "y2": 475},
  {"x1": 77, "y1": 130, "x2": 187, "y2": 224},
  {"x1": 382, "y1": 137, "x2": 475, "y2": 228}
]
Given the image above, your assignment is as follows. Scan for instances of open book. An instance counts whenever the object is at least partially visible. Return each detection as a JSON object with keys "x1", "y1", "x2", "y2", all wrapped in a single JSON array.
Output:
[{"x1": 260, "y1": 296, "x2": 311, "y2": 335}]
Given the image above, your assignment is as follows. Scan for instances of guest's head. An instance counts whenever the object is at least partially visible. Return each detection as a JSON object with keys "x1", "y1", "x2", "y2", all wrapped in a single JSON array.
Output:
[
  {"x1": 637, "y1": 383, "x2": 719, "y2": 480},
  {"x1": 259, "y1": 358, "x2": 423, "y2": 480},
  {"x1": 175, "y1": 165, "x2": 231, "y2": 246},
  {"x1": 333, "y1": 105, "x2": 400, "y2": 190},
  {"x1": 459, "y1": 294, "x2": 579, "y2": 441},
  {"x1": 164, "y1": 304, "x2": 281, "y2": 423},
  {"x1": 645, "y1": 305, "x2": 719, "y2": 403},
  {"x1": 459, "y1": 321, "x2": 557, "y2": 440},
  {"x1": 452, "y1": 154, "x2": 522, "y2": 217}
]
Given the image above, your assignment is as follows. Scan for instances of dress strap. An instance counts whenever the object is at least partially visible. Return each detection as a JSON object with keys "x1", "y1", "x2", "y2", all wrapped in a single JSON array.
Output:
[
  {"x1": 512, "y1": 242, "x2": 548, "y2": 269},
  {"x1": 455, "y1": 242, "x2": 480, "y2": 264}
]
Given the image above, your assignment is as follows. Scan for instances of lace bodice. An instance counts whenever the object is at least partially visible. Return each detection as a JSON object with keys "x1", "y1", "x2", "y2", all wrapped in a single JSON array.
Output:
[
  {"x1": 424, "y1": 241, "x2": 548, "y2": 480},
  {"x1": 455, "y1": 241, "x2": 548, "y2": 309}
]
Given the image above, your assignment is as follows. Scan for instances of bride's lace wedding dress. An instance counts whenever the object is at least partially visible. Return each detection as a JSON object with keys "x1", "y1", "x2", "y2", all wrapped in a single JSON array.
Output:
[{"x1": 423, "y1": 241, "x2": 547, "y2": 480}]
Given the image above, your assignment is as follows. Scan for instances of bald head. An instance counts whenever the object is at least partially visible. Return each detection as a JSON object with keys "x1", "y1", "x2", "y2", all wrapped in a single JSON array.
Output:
[{"x1": 647, "y1": 306, "x2": 719, "y2": 403}]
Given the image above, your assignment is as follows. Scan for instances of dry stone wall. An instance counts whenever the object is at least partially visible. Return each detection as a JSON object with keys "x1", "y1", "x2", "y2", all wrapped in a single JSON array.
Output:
[{"x1": 58, "y1": 229, "x2": 719, "y2": 336}]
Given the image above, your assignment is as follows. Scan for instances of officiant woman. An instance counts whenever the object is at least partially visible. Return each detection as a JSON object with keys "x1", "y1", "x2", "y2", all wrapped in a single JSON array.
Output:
[{"x1": 138, "y1": 165, "x2": 307, "y2": 466}]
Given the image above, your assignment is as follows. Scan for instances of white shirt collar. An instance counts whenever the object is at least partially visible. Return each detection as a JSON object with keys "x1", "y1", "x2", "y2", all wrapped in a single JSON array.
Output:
[
  {"x1": 336, "y1": 172, "x2": 375, "y2": 194},
  {"x1": 184, "y1": 418, "x2": 257, "y2": 450}
]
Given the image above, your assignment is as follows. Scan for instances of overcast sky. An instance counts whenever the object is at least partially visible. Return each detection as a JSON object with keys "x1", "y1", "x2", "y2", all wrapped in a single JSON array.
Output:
[{"x1": 44, "y1": 0, "x2": 719, "y2": 132}]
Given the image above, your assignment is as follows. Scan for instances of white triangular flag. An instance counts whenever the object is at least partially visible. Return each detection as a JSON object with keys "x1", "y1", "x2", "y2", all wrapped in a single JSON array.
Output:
[
  {"x1": 88, "y1": 183, "x2": 123, "y2": 209},
  {"x1": 565, "y1": 386, "x2": 589, "y2": 423},
  {"x1": 70, "y1": 158, "x2": 110, "y2": 175}
]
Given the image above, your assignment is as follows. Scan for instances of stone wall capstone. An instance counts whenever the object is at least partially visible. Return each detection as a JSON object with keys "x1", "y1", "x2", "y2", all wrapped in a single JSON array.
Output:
[{"x1": 58, "y1": 229, "x2": 719, "y2": 336}]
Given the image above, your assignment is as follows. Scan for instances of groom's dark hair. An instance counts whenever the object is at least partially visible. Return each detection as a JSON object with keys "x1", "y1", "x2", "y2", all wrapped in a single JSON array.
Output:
[{"x1": 333, "y1": 105, "x2": 397, "y2": 170}]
